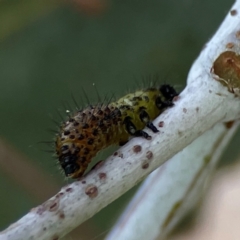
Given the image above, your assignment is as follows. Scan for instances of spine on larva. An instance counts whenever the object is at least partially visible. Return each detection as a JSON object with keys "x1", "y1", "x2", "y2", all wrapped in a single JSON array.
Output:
[{"x1": 55, "y1": 84, "x2": 178, "y2": 179}]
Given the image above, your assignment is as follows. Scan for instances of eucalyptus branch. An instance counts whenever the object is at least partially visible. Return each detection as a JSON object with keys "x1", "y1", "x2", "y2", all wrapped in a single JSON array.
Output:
[{"x1": 1, "y1": 1, "x2": 240, "y2": 240}]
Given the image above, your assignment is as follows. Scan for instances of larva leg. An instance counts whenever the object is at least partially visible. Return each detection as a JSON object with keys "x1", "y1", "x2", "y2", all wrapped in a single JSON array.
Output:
[
  {"x1": 124, "y1": 116, "x2": 151, "y2": 140},
  {"x1": 134, "y1": 129, "x2": 152, "y2": 139},
  {"x1": 139, "y1": 108, "x2": 159, "y2": 133},
  {"x1": 146, "y1": 122, "x2": 158, "y2": 133}
]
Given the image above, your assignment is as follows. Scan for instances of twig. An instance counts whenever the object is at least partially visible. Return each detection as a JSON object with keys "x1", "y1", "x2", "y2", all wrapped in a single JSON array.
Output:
[{"x1": 1, "y1": 1, "x2": 240, "y2": 240}]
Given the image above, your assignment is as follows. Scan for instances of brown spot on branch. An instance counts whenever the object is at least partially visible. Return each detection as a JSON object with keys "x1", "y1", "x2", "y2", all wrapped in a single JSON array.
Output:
[
  {"x1": 224, "y1": 120, "x2": 235, "y2": 129},
  {"x1": 230, "y1": 9, "x2": 238, "y2": 16},
  {"x1": 133, "y1": 145, "x2": 142, "y2": 153},
  {"x1": 85, "y1": 184, "x2": 98, "y2": 199},
  {"x1": 212, "y1": 51, "x2": 240, "y2": 95}
]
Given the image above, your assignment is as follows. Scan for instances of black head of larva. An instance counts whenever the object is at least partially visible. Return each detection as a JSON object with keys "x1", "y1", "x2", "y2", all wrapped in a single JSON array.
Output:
[
  {"x1": 159, "y1": 84, "x2": 178, "y2": 100},
  {"x1": 60, "y1": 154, "x2": 80, "y2": 177},
  {"x1": 64, "y1": 162, "x2": 80, "y2": 176}
]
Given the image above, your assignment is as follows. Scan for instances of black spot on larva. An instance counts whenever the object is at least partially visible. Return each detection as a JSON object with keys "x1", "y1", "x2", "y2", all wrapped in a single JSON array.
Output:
[
  {"x1": 78, "y1": 134, "x2": 84, "y2": 140},
  {"x1": 98, "y1": 110, "x2": 103, "y2": 115},
  {"x1": 79, "y1": 157, "x2": 86, "y2": 163},
  {"x1": 143, "y1": 95, "x2": 149, "y2": 102},
  {"x1": 133, "y1": 96, "x2": 142, "y2": 101},
  {"x1": 92, "y1": 129, "x2": 98, "y2": 136},
  {"x1": 87, "y1": 138, "x2": 94, "y2": 145},
  {"x1": 83, "y1": 123, "x2": 89, "y2": 129},
  {"x1": 155, "y1": 96, "x2": 163, "y2": 109},
  {"x1": 91, "y1": 115, "x2": 97, "y2": 121},
  {"x1": 98, "y1": 120, "x2": 104, "y2": 127},
  {"x1": 75, "y1": 147, "x2": 80, "y2": 153},
  {"x1": 69, "y1": 135, "x2": 75, "y2": 139},
  {"x1": 105, "y1": 107, "x2": 111, "y2": 113},
  {"x1": 133, "y1": 101, "x2": 139, "y2": 106},
  {"x1": 119, "y1": 105, "x2": 126, "y2": 110},
  {"x1": 64, "y1": 130, "x2": 70, "y2": 136},
  {"x1": 104, "y1": 114, "x2": 111, "y2": 120},
  {"x1": 84, "y1": 148, "x2": 90, "y2": 155},
  {"x1": 73, "y1": 121, "x2": 79, "y2": 127},
  {"x1": 61, "y1": 145, "x2": 69, "y2": 153}
]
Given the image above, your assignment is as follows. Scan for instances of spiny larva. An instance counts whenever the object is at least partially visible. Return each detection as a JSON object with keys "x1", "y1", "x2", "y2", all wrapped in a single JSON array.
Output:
[{"x1": 55, "y1": 84, "x2": 178, "y2": 178}]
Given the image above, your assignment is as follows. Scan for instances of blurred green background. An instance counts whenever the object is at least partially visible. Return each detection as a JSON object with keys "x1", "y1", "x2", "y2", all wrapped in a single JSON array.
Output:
[{"x1": 0, "y1": 0, "x2": 237, "y2": 239}]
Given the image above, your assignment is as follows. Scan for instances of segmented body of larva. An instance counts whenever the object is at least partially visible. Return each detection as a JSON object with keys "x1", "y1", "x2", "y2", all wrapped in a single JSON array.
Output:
[{"x1": 55, "y1": 84, "x2": 178, "y2": 178}]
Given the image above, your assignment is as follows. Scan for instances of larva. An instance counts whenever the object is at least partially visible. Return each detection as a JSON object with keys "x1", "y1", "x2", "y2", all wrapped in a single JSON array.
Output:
[{"x1": 55, "y1": 84, "x2": 178, "y2": 179}]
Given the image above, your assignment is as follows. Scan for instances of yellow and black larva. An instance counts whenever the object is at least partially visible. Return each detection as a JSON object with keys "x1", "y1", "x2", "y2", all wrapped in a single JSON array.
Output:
[{"x1": 55, "y1": 84, "x2": 178, "y2": 178}]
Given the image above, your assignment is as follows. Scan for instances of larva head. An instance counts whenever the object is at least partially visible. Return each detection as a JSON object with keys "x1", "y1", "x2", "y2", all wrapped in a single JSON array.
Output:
[
  {"x1": 59, "y1": 153, "x2": 80, "y2": 178},
  {"x1": 55, "y1": 105, "x2": 116, "y2": 179},
  {"x1": 159, "y1": 84, "x2": 178, "y2": 100},
  {"x1": 56, "y1": 139, "x2": 88, "y2": 179}
]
